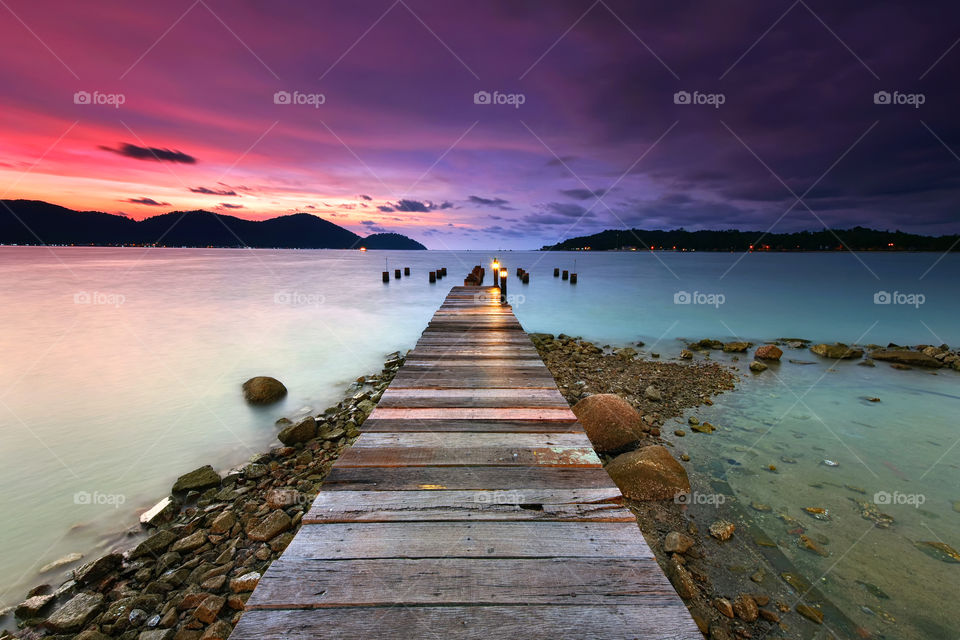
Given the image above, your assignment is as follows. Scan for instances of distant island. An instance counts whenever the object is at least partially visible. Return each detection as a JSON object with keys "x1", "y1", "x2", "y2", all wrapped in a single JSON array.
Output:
[
  {"x1": 0, "y1": 200, "x2": 426, "y2": 250},
  {"x1": 541, "y1": 227, "x2": 960, "y2": 252}
]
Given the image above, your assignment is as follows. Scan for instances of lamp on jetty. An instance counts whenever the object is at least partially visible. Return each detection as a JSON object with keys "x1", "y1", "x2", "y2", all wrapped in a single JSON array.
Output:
[{"x1": 493, "y1": 259, "x2": 500, "y2": 287}]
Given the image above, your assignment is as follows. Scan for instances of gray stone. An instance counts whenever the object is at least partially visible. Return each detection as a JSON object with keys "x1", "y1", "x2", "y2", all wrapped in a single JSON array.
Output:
[
  {"x1": 45, "y1": 592, "x2": 104, "y2": 632},
  {"x1": 172, "y1": 465, "x2": 221, "y2": 493}
]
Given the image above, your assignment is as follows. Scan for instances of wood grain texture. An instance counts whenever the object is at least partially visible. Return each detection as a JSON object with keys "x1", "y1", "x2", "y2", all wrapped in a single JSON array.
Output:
[
  {"x1": 231, "y1": 606, "x2": 703, "y2": 640},
  {"x1": 230, "y1": 284, "x2": 701, "y2": 638}
]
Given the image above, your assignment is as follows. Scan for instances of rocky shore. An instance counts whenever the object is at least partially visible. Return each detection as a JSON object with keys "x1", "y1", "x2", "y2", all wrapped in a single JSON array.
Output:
[
  {"x1": 531, "y1": 333, "x2": 866, "y2": 640},
  {"x1": 1, "y1": 352, "x2": 405, "y2": 640}
]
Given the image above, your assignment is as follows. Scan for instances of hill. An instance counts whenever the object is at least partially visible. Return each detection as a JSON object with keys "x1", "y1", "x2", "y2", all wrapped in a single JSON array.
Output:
[
  {"x1": 541, "y1": 227, "x2": 959, "y2": 252},
  {"x1": 0, "y1": 200, "x2": 426, "y2": 250}
]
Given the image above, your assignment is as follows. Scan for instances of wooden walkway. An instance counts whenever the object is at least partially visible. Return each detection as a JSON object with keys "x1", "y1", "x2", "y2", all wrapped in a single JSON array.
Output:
[{"x1": 231, "y1": 286, "x2": 701, "y2": 639}]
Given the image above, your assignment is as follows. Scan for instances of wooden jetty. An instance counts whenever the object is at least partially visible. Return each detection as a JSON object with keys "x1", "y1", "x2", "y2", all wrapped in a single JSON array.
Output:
[{"x1": 231, "y1": 285, "x2": 701, "y2": 639}]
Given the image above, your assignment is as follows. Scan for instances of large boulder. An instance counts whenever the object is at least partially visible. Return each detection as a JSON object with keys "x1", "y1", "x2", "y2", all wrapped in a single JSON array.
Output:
[
  {"x1": 246, "y1": 510, "x2": 292, "y2": 542},
  {"x1": 810, "y1": 343, "x2": 863, "y2": 359},
  {"x1": 869, "y1": 350, "x2": 943, "y2": 368},
  {"x1": 172, "y1": 465, "x2": 221, "y2": 493},
  {"x1": 277, "y1": 416, "x2": 317, "y2": 445},
  {"x1": 754, "y1": 345, "x2": 783, "y2": 361},
  {"x1": 572, "y1": 394, "x2": 645, "y2": 453},
  {"x1": 242, "y1": 376, "x2": 287, "y2": 405},
  {"x1": 605, "y1": 445, "x2": 690, "y2": 501}
]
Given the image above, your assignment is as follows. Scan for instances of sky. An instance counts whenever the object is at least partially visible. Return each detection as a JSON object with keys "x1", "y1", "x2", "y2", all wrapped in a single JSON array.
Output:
[{"x1": 2, "y1": 0, "x2": 960, "y2": 249}]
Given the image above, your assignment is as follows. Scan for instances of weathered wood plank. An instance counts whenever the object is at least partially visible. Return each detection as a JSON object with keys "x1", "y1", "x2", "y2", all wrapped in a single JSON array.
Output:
[
  {"x1": 304, "y1": 489, "x2": 628, "y2": 523},
  {"x1": 350, "y1": 432, "x2": 589, "y2": 449},
  {"x1": 278, "y1": 522, "x2": 654, "y2": 559},
  {"x1": 367, "y1": 407, "x2": 576, "y2": 421},
  {"x1": 359, "y1": 418, "x2": 580, "y2": 432},
  {"x1": 321, "y1": 465, "x2": 615, "y2": 490},
  {"x1": 335, "y1": 444, "x2": 601, "y2": 467},
  {"x1": 231, "y1": 606, "x2": 702, "y2": 640}
]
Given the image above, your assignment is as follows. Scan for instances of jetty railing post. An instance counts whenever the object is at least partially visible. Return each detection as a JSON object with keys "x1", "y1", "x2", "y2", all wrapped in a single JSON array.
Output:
[
  {"x1": 429, "y1": 271, "x2": 436, "y2": 283},
  {"x1": 499, "y1": 269, "x2": 507, "y2": 305},
  {"x1": 382, "y1": 271, "x2": 389, "y2": 283}
]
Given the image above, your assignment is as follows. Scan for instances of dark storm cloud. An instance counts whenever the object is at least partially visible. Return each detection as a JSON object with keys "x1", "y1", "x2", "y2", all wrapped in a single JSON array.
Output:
[
  {"x1": 384, "y1": 199, "x2": 454, "y2": 212},
  {"x1": 545, "y1": 202, "x2": 590, "y2": 218},
  {"x1": 99, "y1": 143, "x2": 197, "y2": 164},
  {"x1": 124, "y1": 197, "x2": 169, "y2": 206},
  {"x1": 190, "y1": 186, "x2": 237, "y2": 196},
  {"x1": 468, "y1": 195, "x2": 514, "y2": 210},
  {"x1": 218, "y1": 203, "x2": 243, "y2": 209},
  {"x1": 559, "y1": 188, "x2": 607, "y2": 200}
]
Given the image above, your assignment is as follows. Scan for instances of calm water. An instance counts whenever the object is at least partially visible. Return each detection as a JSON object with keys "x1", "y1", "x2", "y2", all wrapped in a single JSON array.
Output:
[{"x1": 1, "y1": 246, "x2": 958, "y2": 634}]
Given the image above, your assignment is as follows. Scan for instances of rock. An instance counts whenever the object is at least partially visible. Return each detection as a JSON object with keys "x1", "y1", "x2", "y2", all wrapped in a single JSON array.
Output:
[
  {"x1": 605, "y1": 445, "x2": 690, "y2": 501},
  {"x1": 45, "y1": 592, "x2": 104, "y2": 632},
  {"x1": 714, "y1": 597, "x2": 734, "y2": 618},
  {"x1": 194, "y1": 595, "x2": 225, "y2": 624},
  {"x1": 664, "y1": 531, "x2": 695, "y2": 554},
  {"x1": 171, "y1": 530, "x2": 208, "y2": 553},
  {"x1": 690, "y1": 422, "x2": 715, "y2": 434},
  {"x1": 139, "y1": 630, "x2": 174, "y2": 640},
  {"x1": 241, "y1": 376, "x2": 287, "y2": 405},
  {"x1": 571, "y1": 394, "x2": 645, "y2": 453},
  {"x1": 15, "y1": 594, "x2": 55, "y2": 618},
  {"x1": 229, "y1": 571, "x2": 261, "y2": 593},
  {"x1": 130, "y1": 530, "x2": 178, "y2": 559},
  {"x1": 796, "y1": 603, "x2": 823, "y2": 624},
  {"x1": 758, "y1": 609, "x2": 780, "y2": 623},
  {"x1": 200, "y1": 620, "x2": 233, "y2": 640},
  {"x1": 266, "y1": 489, "x2": 301, "y2": 509},
  {"x1": 666, "y1": 558, "x2": 697, "y2": 599},
  {"x1": 644, "y1": 385, "x2": 662, "y2": 402},
  {"x1": 277, "y1": 416, "x2": 317, "y2": 445},
  {"x1": 755, "y1": 345, "x2": 782, "y2": 361},
  {"x1": 140, "y1": 497, "x2": 178, "y2": 527},
  {"x1": 38, "y1": 552, "x2": 84, "y2": 574},
  {"x1": 733, "y1": 594, "x2": 759, "y2": 621},
  {"x1": 709, "y1": 520, "x2": 735, "y2": 541},
  {"x1": 748, "y1": 360, "x2": 767, "y2": 373},
  {"x1": 679, "y1": 349, "x2": 693, "y2": 360},
  {"x1": 172, "y1": 465, "x2": 221, "y2": 493},
  {"x1": 810, "y1": 343, "x2": 863, "y2": 359},
  {"x1": 209, "y1": 511, "x2": 236, "y2": 535},
  {"x1": 73, "y1": 552, "x2": 122, "y2": 585},
  {"x1": 246, "y1": 509, "x2": 292, "y2": 542},
  {"x1": 723, "y1": 342, "x2": 749, "y2": 352},
  {"x1": 870, "y1": 350, "x2": 943, "y2": 368}
]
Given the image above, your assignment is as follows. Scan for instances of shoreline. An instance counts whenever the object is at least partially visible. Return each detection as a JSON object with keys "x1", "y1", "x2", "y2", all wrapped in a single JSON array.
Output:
[
  {"x1": 3, "y1": 334, "x2": 957, "y2": 639},
  {"x1": 1, "y1": 352, "x2": 406, "y2": 640}
]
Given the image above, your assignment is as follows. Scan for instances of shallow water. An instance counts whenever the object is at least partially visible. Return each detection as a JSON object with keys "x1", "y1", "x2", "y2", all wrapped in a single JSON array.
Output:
[
  {"x1": 1, "y1": 246, "x2": 958, "y2": 628},
  {"x1": 670, "y1": 355, "x2": 960, "y2": 639}
]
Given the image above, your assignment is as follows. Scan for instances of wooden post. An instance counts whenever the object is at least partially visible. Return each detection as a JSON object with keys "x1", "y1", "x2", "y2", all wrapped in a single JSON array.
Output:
[
  {"x1": 499, "y1": 269, "x2": 507, "y2": 305},
  {"x1": 429, "y1": 271, "x2": 436, "y2": 283},
  {"x1": 382, "y1": 271, "x2": 389, "y2": 283},
  {"x1": 394, "y1": 269, "x2": 401, "y2": 279},
  {"x1": 570, "y1": 273, "x2": 578, "y2": 284},
  {"x1": 523, "y1": 272, "x2": 529, "y2": 284},
  {"x1": 562, "y1": 270, "x2": 568, "y2": 280},
  {"x1": 493, "y1": 269, "x2": 499, "y2": 287},
  {"x1": 554, "y1": 268, "x2": 560, "y2": 277},
  {"x1": 404, "y1": 267, "x2": 410, "y2": 276}
]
